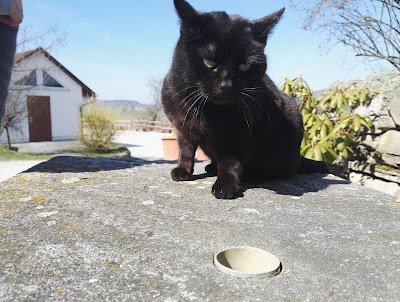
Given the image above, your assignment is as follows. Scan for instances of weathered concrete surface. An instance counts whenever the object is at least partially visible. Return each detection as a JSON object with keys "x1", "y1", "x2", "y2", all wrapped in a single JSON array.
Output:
[{"x1": 0, "y1": 156, "x2": 399, "y2": 301}]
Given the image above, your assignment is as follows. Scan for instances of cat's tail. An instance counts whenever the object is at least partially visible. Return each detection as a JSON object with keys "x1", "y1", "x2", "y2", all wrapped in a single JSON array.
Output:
[
  {"x1": 298, "y1": 157, "x2": 328, "y2": 173},
  {"x1": 298, "y1": 157, "x2": 345, "y2": 178}
]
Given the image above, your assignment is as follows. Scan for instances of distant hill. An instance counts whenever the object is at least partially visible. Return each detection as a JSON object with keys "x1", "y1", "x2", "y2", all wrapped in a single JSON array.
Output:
[{"x1": 103, "y1": 99, "x2": 150, "y2": 111}]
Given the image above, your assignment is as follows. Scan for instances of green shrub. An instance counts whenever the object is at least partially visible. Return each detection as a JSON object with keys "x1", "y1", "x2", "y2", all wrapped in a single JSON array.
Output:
[
  {"x1": 281, "y1": 75, "x2": 377, "y2": 163},
  {"x1": 80, "y1": 102, "x2": 116, "y2": 152}
]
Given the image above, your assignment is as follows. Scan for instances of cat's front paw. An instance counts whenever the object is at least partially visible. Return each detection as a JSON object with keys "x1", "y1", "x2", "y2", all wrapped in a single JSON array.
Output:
[
  {"x1": 212, "y1": 179, "x2": 242, "y2": 199},
  {"x1": 171, "y1": 167, "x2": 191, "y2": 181}
]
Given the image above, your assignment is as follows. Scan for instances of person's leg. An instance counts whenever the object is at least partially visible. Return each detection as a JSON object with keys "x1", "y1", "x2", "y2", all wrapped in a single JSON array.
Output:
[{"x1": 0, "y1": 22, "x2": 19, "y2": 125}]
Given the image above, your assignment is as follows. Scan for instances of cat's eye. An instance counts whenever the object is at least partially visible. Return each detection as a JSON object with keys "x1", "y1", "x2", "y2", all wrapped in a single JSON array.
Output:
[
  {"x1": 238, "y1": 63, "x2": 251, "y2": 72},
  {"x1": 203, "y1": 59, "x2": 216, "y2": 69}
]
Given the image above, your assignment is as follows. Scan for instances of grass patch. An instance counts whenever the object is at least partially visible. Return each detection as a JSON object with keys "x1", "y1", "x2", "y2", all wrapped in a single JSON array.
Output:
[
  {"x1": 0, "y1": 146, "x2": 51, "y2": 161},
  {"x1": 61, "y1": 145, "x2": 131, "y2": 159},
  {"x1": 0, "y1": 145, "x2": 130, "y2": 161}
]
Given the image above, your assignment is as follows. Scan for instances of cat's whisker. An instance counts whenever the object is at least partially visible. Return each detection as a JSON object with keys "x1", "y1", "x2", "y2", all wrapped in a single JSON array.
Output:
[
  {"x1": 242, "y1": 87, "x2": 269, "y2": 96},
  {"x1": 194, "y1": 94, "x2": 206, "y2": 119},
  {"x1": 200, "y1": 94, "x2": 209, "y2": 119},
  {"x1": 168, "y1": 85, "x2": 198, "y2": 102},
  {"x1": 243, "y1": 86, "x2": 263, "y2": 91},
  {"x1": 182, "y1": 97, "x2": 199, "y2": 127},
  {"x1": 239, "y1": 102, "x2": 252, "y2": 139},
  {"x1": 178, "y1": 89, "x2": 201, "y2": 109},
  {"x1": 182, "y1": 92, "x2": 204, "y2": 129},
  {"x1": 242, "y1": 98, "x2": 254, "y2": 133},
  {"x1": 169, "y1": 82, "x2": 197, "y2": 90},
  {"x1": 241, "y1": 92, "x2": 259, "y2": 113},
  {"x1": 200, "y1": 95, "x2": 209, "y2": 115},
  {"x1": 193, "y1": 94, "x2": 208, "y2": 128},
  {"x1": 240, "y1": 91, "x2": 272, "y2": 123},
  {"x1": 179, "y1": 93, "x2": 201, "y2": 125},
  {"x1": 182, "y1": 91, "x2": 202, "y2": 111},
  {"x1": 186, "y1": 96, "x2": 204, "y2": 127},
  {"x1": 239, "y1": 98, "x2": 253, "y2": 139}
]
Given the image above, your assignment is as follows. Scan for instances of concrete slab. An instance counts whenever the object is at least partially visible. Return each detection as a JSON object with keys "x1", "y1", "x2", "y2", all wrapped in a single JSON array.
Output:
[
  {"x1": 113, "y1": 131, "x2": 166, "y2": 161},
  {"x1": 0, "y1": 160, "x2": 44, "y2": 182},
  {"x1": 12, "y1": 140, "x2": 85, "y2": 155},
  {"x1": 0, "y1": 156, "x2": 399, "y2": 301}
]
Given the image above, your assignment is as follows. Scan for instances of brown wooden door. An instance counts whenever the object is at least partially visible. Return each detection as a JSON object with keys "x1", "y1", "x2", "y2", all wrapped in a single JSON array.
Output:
[{"x1": 27, "y1": 96, "x2": 52, "y2": 142}]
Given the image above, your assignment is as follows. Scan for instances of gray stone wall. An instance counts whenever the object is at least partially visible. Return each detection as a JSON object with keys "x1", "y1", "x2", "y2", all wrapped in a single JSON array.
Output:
[{"x1": 346, "y1": 70, "x2": 400, "y2": 197}]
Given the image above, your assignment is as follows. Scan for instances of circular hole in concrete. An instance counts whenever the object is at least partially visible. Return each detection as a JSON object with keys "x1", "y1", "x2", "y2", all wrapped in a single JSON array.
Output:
[{"x1": 214, "y1": 246, "x2": 281, "y2": 278}]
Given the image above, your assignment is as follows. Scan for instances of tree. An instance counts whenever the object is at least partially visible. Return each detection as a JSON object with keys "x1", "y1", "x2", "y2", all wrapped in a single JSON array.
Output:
[
  {"x1": 0, "y1": 89, "x2": 27, "y2": 149},
  {"x1": 292, "y1": 0, "x2": 400, "y2": 70},
  {"x1": 146, "y1": 76, "x2": 164, "y2": 121}
]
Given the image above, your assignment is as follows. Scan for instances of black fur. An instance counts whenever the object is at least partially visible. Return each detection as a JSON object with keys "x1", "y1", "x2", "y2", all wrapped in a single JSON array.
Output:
[{"x1": 162, "y1": 0, "x2": 324, "y2": 199}]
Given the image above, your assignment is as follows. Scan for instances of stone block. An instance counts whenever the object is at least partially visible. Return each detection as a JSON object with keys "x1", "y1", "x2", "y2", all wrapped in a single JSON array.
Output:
[
  {"x1": 373, "y1": 114, "x2": 397, "y2": 130},
  {"x1": 382, "y1": 153, "x2": 400, "y2": 167},
  {"x1": 0, "y1": 157, "x2": 399, "y2": 301},
  {"x1": 349, "y1": 172, "x2": 363, "y2": 183},
  {"x1": 362, "y1": 177, "x2": 400, "y2": 197},
  {"x1": 348, "y1": 162, "x2": 400, "y2": 184},
  {"x1": 356, "y1": 94, "x2": 386, "y2": 117},
  {"x1": 349, "y1": 172, "x2": 400, "y2": 197},
  {"x1": 377, "y1": 130, "x2": 400, "y2": 156},
  {"x1": 359, "y1": 134, "x2": 379, "y2": 150},
  {"x1": 389, "y1": 87, "x2": 400, "y2": 126},
  {"x1": 356, "y1": 94, "x2": 396, "y2": 130}
]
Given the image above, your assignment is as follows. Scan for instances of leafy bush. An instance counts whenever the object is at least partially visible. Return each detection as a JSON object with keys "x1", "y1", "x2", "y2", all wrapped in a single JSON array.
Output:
[
  {"x1": 281, "y1": 75, "x2": 376, "y2": 163},
  {"x1": 80, "y1": 102, "x2": 116, "y2": 152}
]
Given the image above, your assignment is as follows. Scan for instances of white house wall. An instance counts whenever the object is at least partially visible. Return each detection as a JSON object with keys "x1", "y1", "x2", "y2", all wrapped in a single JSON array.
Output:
[{"x1": 0, "y1": 52, "x2": 85, "y2": 144}]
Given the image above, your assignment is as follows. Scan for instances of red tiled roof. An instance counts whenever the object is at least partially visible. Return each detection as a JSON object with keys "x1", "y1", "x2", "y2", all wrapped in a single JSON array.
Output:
[{"x1": 15, "y1": 49, "x2": 39, "y2": 63}]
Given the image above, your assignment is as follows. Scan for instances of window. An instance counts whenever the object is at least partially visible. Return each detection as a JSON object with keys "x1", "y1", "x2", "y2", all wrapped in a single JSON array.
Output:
[
  {"x1": 43, "y1": 71, "x2": 63, "y2": 88},
  {"x1": 14, "y1": 70, "x2": 37, "y2": 86}
]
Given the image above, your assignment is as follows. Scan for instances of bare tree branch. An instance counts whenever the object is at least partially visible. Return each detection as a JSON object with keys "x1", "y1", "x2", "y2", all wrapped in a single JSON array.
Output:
[
  {"x1": 17, "y1": 24, "x2": 67, "y2": 53},
  {"x1": 146, "y1": 76, "x2": 164, "y2": 122},
  {"x1": 291, "y1": 0, "x2": 400, "y2": 70}
]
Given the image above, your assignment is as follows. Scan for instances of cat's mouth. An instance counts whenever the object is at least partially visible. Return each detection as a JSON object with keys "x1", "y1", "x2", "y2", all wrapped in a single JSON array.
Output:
[{"x1": 210, "y1": 91, "x2": 240, "y2": 106}]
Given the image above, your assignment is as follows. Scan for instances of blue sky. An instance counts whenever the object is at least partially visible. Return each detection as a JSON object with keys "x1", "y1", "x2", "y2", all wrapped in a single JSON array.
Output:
[{"x1": 22, "y1": 0, "x2": 389, "y2": 103}]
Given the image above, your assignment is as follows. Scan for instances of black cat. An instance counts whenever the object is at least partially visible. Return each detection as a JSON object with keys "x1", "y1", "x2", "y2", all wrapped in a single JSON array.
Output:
[{"x1": 162, "y1": 0, "x2": 327, "y2": 199}]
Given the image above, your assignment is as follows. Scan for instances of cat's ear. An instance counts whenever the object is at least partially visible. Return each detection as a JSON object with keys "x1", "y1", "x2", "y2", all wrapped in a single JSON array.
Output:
[
  {"x1": 251, "y1": 8, "x2": 285, "y2": 44},
  {"x1": 174, "y1": 0, "x2": 201, "y2": 35}
]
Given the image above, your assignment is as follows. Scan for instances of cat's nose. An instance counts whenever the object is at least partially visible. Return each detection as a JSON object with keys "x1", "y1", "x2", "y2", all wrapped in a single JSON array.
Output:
[{"x1": 219, "y1": 78, "x2": 233, "y2": 91}]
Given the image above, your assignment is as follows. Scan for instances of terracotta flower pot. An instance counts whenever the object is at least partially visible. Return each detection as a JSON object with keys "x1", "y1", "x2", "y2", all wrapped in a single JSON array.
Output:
[
  {"x1": 161, "y1": 137, "x2": 179, "y2": 160},
  {"x1": 195, "y1": 147, "x2": 210, "y2": 161},
  {"x1": 161, "y1": 136, "x2": 210, "y2": 161}
]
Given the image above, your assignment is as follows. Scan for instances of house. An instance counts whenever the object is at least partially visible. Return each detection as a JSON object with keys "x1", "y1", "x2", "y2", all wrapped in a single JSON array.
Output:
[{"x1": 0, "y1": 47, "x2": 95, "y2": 144}]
